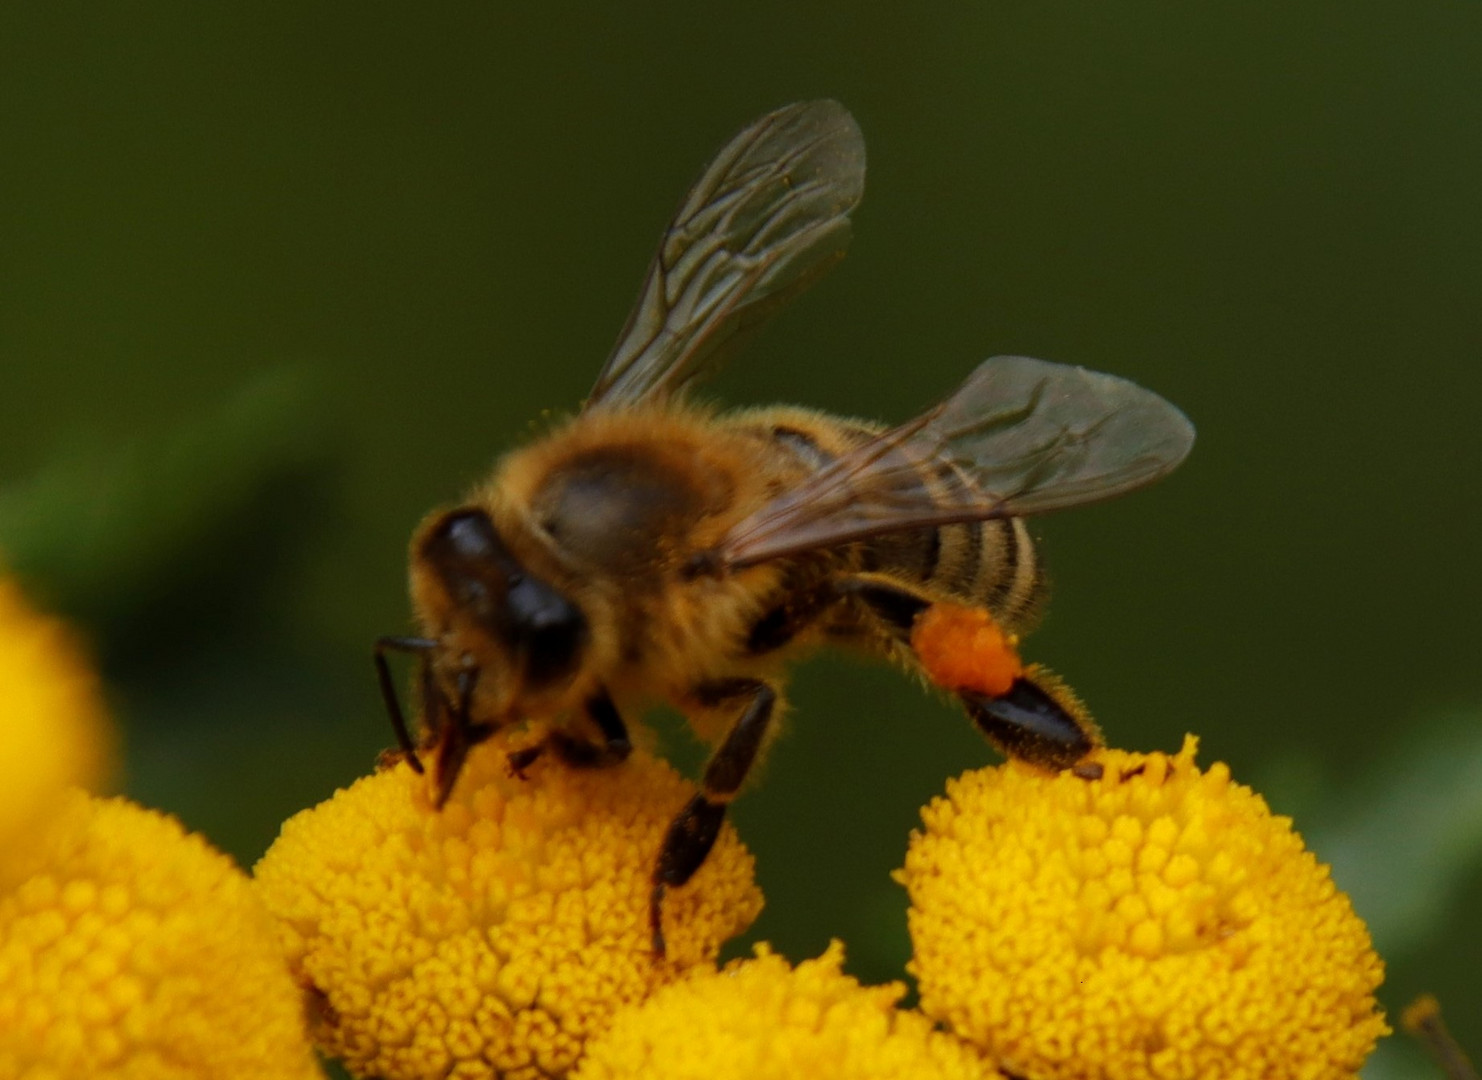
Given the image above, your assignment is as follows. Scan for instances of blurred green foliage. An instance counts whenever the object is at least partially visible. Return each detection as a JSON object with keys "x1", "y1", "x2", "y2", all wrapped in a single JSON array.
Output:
[{"x1": 2, "y1": 1, "x2": 1479, "y2": 1066}]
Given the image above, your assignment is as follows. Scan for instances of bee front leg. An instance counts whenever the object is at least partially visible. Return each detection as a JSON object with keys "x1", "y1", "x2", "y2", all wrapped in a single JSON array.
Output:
[
  {"x1": 651, "y1": 678, "x2": 778, "y2": 956},
  {"x1": 373, "y1": 635, "x2": 439, "y2": 773}
]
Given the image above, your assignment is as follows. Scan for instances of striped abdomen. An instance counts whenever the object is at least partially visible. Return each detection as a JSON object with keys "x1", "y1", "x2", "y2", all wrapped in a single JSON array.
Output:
[
  {"x1": 736, "y1": 411, "x2": 1044, "y2": 632},
  {"x1": 862, "y1": 512, "x2": 1041, "y2": 630}
]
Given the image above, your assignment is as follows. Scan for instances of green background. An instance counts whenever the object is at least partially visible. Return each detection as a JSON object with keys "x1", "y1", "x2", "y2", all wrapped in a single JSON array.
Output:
[{"x1": 4, "y1": 4, "x2": 1480, "y2": 1072}]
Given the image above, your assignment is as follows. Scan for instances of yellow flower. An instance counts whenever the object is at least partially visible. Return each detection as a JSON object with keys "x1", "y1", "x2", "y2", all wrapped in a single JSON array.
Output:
[
  {"x1": 253, "y1": 742, "x2": 762, "y2": 1080},
  {"x1": 900, "y1": 735, "x2": 1388, "y2": 1080},
  {"x1": 574, "y1": 940, "x2": 999, "y2": 1080},
  {"x1": 0, "y1": 790, "x2": 322, "y2": 1080},
  {"x1": 0, "y1": 577, "x2": 113, "y2": 886}
]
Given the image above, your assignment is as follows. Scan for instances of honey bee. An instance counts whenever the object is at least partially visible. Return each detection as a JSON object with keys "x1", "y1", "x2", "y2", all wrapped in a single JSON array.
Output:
[{"x1": 375, "y1": 100, "x2": 1194, "y2": 951}]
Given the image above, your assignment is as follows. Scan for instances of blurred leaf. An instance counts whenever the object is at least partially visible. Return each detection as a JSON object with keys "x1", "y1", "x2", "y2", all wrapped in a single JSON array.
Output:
[
  {"x1": 0, "y1": 369, "x2": 338, "y2": 668},
  {"x1": 1364, "y1": 1036, "x2": 1447, "y2": 1080},
  {"x1": 1309, "y1": 711, "x2": 1482, "y2": 961},
  {"x1": 1253, "y1": 745, "x2": 1337, "y2": 825}
]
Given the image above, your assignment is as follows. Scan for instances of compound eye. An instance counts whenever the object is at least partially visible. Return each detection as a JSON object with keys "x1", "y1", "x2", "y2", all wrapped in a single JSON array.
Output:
[
  {"x1": 507, "y1": 576, "x2": 587, "y2": 686},
  {"x1": 420, "y1": 509, "x2": 519, "y2": 617},
  {"x1": 420, "y1": 506, "x2": 587, "y2": 686},
  {"x1": 437, "y1": 509, "x2": 506, "y2": 562}
]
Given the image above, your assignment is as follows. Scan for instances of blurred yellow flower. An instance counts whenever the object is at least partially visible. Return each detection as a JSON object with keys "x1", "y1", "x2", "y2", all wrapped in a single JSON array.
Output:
[
  {"x1": 0, "y1": 790, "x2": 322, "y2": 1080},
  {"x1": 900, "y1": 735, "x2": 1388, "y2": 1080},
  {"x1": 253, "y1": 742, "x2": 762, "y2": 1080},
  {"x1": 574, "y1": 940, "x2": 999, "y2": 1080},
  {"x1": 0, "y1": 577, "x2": 113, "y2": 886}
]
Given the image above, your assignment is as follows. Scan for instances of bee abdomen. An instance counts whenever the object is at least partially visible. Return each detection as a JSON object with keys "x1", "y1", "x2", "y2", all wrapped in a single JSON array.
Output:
[
  {"x1": 862, "y1": 517, "x2": 1037, "y2": 623},
  {"x1": 972, "y1": 516, "x2": 1041, "y2": 628},
  {"x1": 753, "y1": 414, "x2": 1042, "y2": 628}
]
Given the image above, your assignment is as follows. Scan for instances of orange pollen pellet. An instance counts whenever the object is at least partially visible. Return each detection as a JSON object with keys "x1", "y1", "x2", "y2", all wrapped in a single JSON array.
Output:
[{"x1": 910, "y1": 602, "x2": 1023, "y2": 697}]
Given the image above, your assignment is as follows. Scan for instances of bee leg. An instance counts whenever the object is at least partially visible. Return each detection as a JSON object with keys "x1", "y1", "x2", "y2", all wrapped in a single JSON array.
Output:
[
  {"x1": 373, "y1": 635, "x2": 439, "y2": 774},
  {"x1": 651, "y1": 678, "x2": 777, "y2": 956},
  {"x1": 840, "y1": 577, "x2": 1098, "y2": 770},
  {"x1": 743, "y1": 587, "x2": 834, "y2": 655},
  {"x1": 510, "y1": 690, "x2": 633, "y2": 775},
  {"x1": 835, "y1": 576, "x2": 931, "y2": 637},
  {"x1": 959, "y1": 680, "x2": 1096, "y2": 770},
  {"x1": 557, "y1": 690, "x2": 634, "y2": 766},
  {"x1": 505, "y1": 742, "x2": 543, "y2": 778}
]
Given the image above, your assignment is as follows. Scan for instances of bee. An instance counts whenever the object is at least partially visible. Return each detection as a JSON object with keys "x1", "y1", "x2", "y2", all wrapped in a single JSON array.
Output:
[{"x1": 375, "y1": 100, "x2": 1194, "y2": 952}]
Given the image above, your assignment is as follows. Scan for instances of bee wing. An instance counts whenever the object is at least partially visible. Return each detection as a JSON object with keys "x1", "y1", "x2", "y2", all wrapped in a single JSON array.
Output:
[
  {"x1": 586, "y1": 100, "x2": 866, "y2": 410},
  {"x1": 718, "y1": 356, "x2": 1195, "y2": 568}
]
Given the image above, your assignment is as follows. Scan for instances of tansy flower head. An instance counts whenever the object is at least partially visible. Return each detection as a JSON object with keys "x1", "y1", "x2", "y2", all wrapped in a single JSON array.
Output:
[
  {"x1": 574, "y1": 940, "x2": 999, "y2": 1080},
  {"x1": 253, "y1": 741, "x2": 762, "y2": 1080},
  {"x1": 900, "y1": 735, "x2": 1388, "y2": 1080},
  {"x1": 0, "y1": 577, "x2": 113, "y2": 886},
  {"x1": 0, "y1": 790, "x2": 322, "y2": 1079}
]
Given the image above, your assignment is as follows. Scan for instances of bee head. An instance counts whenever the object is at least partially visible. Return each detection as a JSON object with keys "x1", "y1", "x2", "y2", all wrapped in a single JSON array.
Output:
[{"x1": 417, "y1": 507, "x2": 589, "y2": 699}]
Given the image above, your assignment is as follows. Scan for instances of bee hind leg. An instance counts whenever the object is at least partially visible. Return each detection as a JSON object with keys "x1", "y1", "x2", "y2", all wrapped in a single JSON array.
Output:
[
  {"x1": 651, "y1": 678, "x2": 778, "y2": 956},
  {"x1": 842, "y1": 575, "x2": 1099, "y2": 772},
  {"x1": 960, "y1": 680, "x2": 1098, "y2": 771}
]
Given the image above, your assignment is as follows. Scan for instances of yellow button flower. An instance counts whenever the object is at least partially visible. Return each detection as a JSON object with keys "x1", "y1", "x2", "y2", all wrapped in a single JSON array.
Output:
[
  {"x1": 0, "y1": 790, "x2": 322, "y2": 1080},
  {"x1": 0, "y1": 577, "x2": 113, "y2": 886},
  {"x1": 574, "y1": 940, "x2": 1000, "y2": 1080},
  {"x1": 900, "y1": 735, "x2": 1388, "y2": 1080},
  {"x1": 253, "y1": 742, "x2": 762, "y2": 1080}
]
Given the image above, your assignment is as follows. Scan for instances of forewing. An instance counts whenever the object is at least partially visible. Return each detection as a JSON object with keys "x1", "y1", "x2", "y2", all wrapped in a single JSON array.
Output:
[
  {"x1": 586, "y1": 100, "x2": 866, "y2": 410},
  {"x1": 719, "y1": 356, "x2": 1195, "y2": 567}
]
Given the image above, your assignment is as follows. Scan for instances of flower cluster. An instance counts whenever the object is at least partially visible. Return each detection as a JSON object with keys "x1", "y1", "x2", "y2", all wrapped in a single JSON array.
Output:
[
  {"x1": 3, "y1": 572, "x2": 1392, "y2": 1080},
  {"x1": 573, "y1": 941, "x2": 998, "y2": 1080},
  {"x1": 253, "y1": 742, "x2": 762, "y2": 1079},
  {"x1": 0, "y1": 577, "x2": 321, "y2": 1079},
  {"x1": 0, "y1": 578, "x2": 112, "y2": 890},
  {"x1": 0, "y1": 791, "x2": 322, "y2": 1079},
  {"x1": 900, "y1": 737, "x2": 1389, "y2": 1080}
]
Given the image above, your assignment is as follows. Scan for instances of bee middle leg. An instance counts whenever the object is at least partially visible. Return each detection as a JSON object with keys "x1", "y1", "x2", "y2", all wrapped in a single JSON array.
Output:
[{"x1": 651, "y1": 677, "x2": 777, "y2": 955}]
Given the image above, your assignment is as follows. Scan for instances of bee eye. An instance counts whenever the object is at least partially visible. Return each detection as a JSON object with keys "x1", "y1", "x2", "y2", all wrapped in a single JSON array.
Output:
[
  {"x1": 421, "y1": 509, "x2": 516, "y2": 616},
  {"x1": 439, "y1": 509, "x2": 504, "y2": 561},
  {"x1": 421, "y1": 507, "x2": 587, "y2": 687}
]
